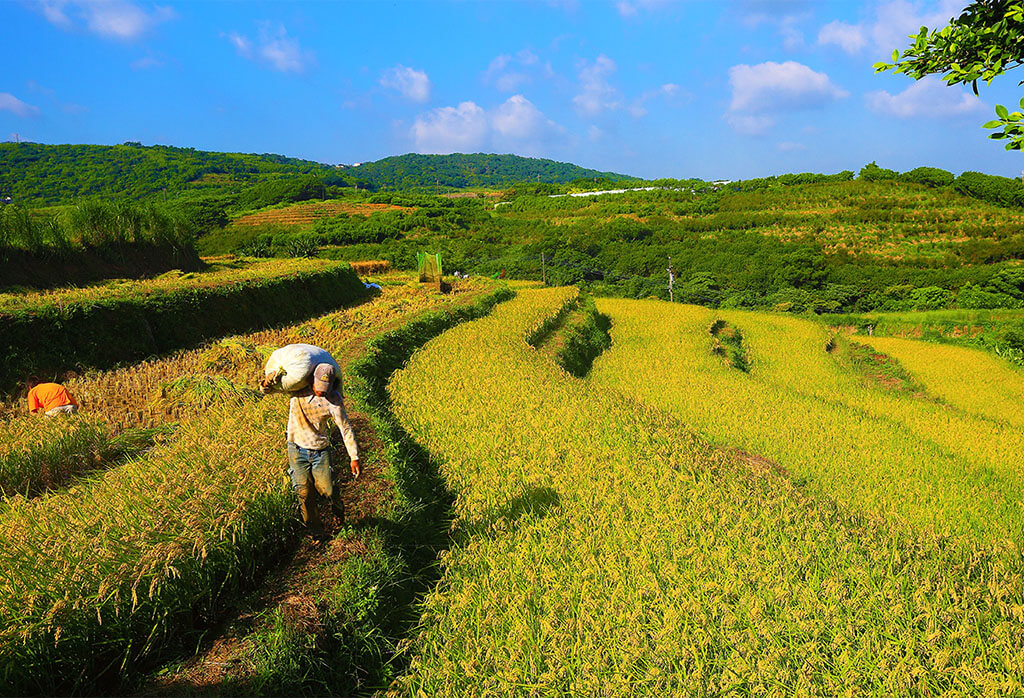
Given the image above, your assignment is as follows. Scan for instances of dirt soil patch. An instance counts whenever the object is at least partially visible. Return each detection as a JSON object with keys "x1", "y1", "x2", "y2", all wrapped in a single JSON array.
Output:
[{"x1": 232, "y1": 200, "x2": 413, "y2": 228}]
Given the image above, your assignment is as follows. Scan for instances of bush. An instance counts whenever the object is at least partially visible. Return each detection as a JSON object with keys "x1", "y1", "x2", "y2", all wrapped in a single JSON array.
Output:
[
  {"x1": 858, "y1": 162, "x2": 899, "y2": 182},
  {"x1": 954, "y1": 171, "x2": 1024, "y2": 207},
  {"x1": 899, "y1": 167, "x2": 954, "y2": 188}
]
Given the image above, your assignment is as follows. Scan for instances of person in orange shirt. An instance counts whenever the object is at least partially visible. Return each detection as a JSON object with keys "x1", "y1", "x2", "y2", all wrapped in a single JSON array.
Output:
[{"x1": 26, "y1": 377, "x2": 79, "y2": 417}]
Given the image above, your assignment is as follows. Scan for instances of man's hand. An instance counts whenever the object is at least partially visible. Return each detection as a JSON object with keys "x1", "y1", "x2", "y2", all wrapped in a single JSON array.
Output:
[{"x1": 350, "y1": 458, "x2": 360, "y2": 479}]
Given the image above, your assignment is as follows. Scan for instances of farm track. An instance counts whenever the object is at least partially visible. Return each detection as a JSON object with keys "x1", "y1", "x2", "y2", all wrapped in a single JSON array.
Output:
[{"x1": 144, "y1": 280, "x2": 504, "y2": 695}]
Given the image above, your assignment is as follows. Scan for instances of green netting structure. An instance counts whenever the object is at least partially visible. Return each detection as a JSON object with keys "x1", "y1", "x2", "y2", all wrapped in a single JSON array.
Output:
[{"x1": 417, "y1": 252, "x2": 442, "y2": 283}]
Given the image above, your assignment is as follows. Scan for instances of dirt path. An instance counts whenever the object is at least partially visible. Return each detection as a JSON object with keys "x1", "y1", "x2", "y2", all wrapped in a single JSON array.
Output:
[{"x1": 145, "y1": 284, "x2": 493, "y2": 695}]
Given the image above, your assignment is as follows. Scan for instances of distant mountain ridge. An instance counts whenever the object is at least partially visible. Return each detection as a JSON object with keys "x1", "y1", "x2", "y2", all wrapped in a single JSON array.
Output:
[{"x1": 0, "y1": 143, "x2": 633, "y2": 205}]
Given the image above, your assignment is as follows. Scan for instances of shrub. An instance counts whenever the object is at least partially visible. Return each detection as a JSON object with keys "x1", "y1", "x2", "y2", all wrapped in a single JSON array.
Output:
[
  {"x1": 858, "y1": 162, "x2": 899, "y2": 182},
  {"x1": 899, "y1": 167, "x2": 955, "y2": 188}
]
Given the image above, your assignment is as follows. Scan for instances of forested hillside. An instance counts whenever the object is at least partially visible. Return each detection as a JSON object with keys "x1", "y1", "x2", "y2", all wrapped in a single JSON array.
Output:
[
  {"x1": 0, "y1": 143, "x2": 337, "y2": 205},
  {"x1": 344, "y1": 153, "x2": 628, "y2": 189},
  {"x1": 0, "y1": 144, "x2": 632, "y2": 206}
]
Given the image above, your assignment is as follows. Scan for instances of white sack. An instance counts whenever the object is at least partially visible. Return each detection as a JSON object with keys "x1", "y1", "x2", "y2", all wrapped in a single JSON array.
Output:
[{"x1": 262, "y1": 344, "x2": 340, "y2": 394}]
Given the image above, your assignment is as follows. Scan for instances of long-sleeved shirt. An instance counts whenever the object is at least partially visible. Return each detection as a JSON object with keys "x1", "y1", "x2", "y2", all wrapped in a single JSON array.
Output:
[
  {"x1": 286, "y1": 388, "x2": 359, "y2": 458},
  {"x1": 28, "y1": 383, "x2": 77, "y2": 413}
]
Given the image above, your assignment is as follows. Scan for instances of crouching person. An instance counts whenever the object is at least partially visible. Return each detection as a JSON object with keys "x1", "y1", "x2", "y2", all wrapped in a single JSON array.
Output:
[
  {"x1": 26, "y1": 376, "x2": 79, "y2": 417},
  {"x1": 286, "y1": 364, "x2": 360, "y2": 540}
]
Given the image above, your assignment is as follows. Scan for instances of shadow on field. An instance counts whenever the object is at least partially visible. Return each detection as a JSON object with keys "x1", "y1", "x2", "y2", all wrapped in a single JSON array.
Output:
[{"x1": 455, "y1": 486, "x2": 561, "y2": 540}]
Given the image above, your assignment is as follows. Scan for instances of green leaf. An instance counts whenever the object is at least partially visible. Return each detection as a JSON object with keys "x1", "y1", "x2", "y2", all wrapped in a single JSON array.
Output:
[
  {"x1": 892, "y1": 49, "x2": 899, "y2": 62},
  {"x1": 996, "y1": 104, "x2": 1010, "y2": 119},
  {"x1": 983, "y1": 120, "x2": 1004, "y2": 129},
  {"x1": 1019, "y1": 95, "x2": 1024, "y2": 110}
]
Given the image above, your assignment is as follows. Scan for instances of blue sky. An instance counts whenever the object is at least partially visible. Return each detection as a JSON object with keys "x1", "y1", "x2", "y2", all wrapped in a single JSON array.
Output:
[{"x1": 2, "y1": 0, "x2": 1022, "y2": 180}]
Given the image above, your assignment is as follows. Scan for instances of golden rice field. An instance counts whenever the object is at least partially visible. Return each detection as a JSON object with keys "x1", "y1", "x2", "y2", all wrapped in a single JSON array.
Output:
[
  {"x1": 592, "y1": 300, "x2": 1024, "y2": 548},
  {"x1": 387, "y1": 287, "x2": 1024, "y2": 695},
  {"x1": 0, "y1": 275, "x2": 495, "y2": 692}
]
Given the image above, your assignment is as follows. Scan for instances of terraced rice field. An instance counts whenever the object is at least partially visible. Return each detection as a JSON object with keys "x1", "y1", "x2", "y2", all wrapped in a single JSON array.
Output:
[
  {"x1": 0, "y1": 274, "x2": 493, "y2": 693},
  {"x1": 231, "y1": 200, "x2": 412, "y2": 228},
  {"x1": 385, "y1": 288, "x2": 1024, "y2": 694}
]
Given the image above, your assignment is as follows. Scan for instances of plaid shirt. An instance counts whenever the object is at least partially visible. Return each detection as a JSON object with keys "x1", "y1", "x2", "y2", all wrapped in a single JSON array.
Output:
[{"x1": 286, "y1": 388, "x2": 359, "y2": 457}]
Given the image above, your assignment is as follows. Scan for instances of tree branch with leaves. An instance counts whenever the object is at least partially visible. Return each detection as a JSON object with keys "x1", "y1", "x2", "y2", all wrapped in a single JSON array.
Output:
[{"x1": 874, "y1": 0, "x2": 1024, "y2": 150}]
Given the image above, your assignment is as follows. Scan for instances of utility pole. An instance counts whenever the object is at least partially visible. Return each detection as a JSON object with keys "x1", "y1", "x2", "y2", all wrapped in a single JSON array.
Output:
[
  {"x1": 13, "y1": 133, "x2": 19, "y2": 143},
  {"x1": 667, "y1": 256, "x2": 674, "y2": 302}
]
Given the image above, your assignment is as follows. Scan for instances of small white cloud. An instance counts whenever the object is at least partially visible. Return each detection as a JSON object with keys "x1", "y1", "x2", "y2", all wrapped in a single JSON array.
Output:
[
  {"x1": 629, "y1": 82, "x2": 688, "y2": 117},
  {"x1": 866, "y1": 75, "x2": 986, "y2": 119},
  {"x1": 817, "y1": 19, "x2": 866, "y2": 54},
  {"x1": 130, "y1": 55, "x2": 164, "y2": 70},
  {"x1": 574, "y1": 54, "x2": 621, "y2": 115},
  {"x1": 226, "y1": 32, "x2": 252, "y2": 57},
  {"x1": 226, "y1": 23, "x2": 314, "y2": 73},
  {"x1": 36, "y1": 1, "x2": 175, "y2": 40},
  {"x1": 412, "y1": 101, "x2": 489, "y2": 153},
  {"x1": 725, "y1": 113, "x2": 775, "y2": 135},
  {"x1": 616, "y1": 1, "x2": 639, "y2": 17},
  {"x1": 380, "y1": 65, "x2": 432, "y2": 103},
  {"x1": 728, "y1": 61, "x2": 847, "y2": 112},
  {"x1": 0, "y1": 93, "x2": 40, "y2": 118},
  {"x1": 777, "y1": 140, "x2": 807, "y2": 152},
  {"x1": 617, "y1": 0, "x2": 679, "y2": 17},
  {"x1": 588, "y1": 124, "x2": 604, "y2": 142},
  {"x1": 484, "y1": 49, "x2": 547, "y2": 93}
]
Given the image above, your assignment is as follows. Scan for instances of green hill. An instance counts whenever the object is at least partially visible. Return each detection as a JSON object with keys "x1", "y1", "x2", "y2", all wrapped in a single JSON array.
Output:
[
  {"x1": 0, "y1": 142, "x2": 337, "y2": 205},
  {"x1": 344, "y1": 153, "x2": 631, "y2": 190},
  {"x1": 0, "y1": 144, "x2": 633, "y2": 205}
]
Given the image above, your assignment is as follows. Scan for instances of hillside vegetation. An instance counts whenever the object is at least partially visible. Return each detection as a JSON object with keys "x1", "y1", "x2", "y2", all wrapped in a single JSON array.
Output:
[{"x1": 0, "y1": 144, "x2": 631, "y2": 206}]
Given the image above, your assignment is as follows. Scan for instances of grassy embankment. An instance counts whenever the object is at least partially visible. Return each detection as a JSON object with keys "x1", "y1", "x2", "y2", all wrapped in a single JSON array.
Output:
[
  {"x1": 386, "y1": 287, "x2": 1023, "y2": 694},
  {"x1": 0, "y1": 257, "x2": 368, "y2": 396}
]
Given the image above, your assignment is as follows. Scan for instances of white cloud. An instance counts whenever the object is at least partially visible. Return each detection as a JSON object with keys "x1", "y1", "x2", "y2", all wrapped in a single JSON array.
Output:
[
  {"x1": 574, "y1": 54, "x2": 622, "y2": 115},
  {"x1": 729, "y1": 61, "x2": 847, "y2": 112},
  {"x1": 866, "y1": 75, "x2": 986, "y2": 118},
  {"x1": 777, "y1": 140, "x2": 807, "y2": 151},
  {"x1": 0, "y1": 93, "x2": 40, "y2": 118},
  {"x1": 629, "y1": 83, "x2": 687, "y2": 118},
  {"x1": 226, "y1": 23, "x2": 314, "y2": 73},
  {"x1": 226, "y1": 32, "x2": 252, "y2": 57},
  {"x1": 380, "y1": 65, "x2": 432, "y2": 103},
  {"x1": 725, "y1": 113, "x2": 776, "y2": 135},
  {"x1": 817, "y1": 1, "x2": 961, "y2": 59},
  {"x1": 817, "y1": 20, "x2": 866, "y2": 54},
  {"x1": 870, "y1": 0, "x2": 961, "y2": 55},
  {"x1": 411, "y1": 95, "x2": 563, "y2": 154},
  {"x1": 587, "y1": 124, "x2": 604, "y2": 142},
  {"x1": 484, "y1": 49, "x2": 548, "y2": 93},
  {"x1": 36, "y1": 1, "x2": 175, "y2": 40},
  {"x1": 130, "y1": 55, "x2": 164, "y2": 70},
  {"x1": 616, "y1": 0, "x2": 680, "y2": 17},
  {"x1": 412, "y1": 101, "x2": 489, "y2": 153},
  {"x1": 493, "y1": 94, "x2": 562, "y2": 143}
]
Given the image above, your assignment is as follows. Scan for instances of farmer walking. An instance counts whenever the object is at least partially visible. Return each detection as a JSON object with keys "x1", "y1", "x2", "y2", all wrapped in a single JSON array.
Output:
[
  {"x1": 26, "y1": 377, "x2": 79, "y2": 416},
  {"x1": 287, "y1": 363, "x2": 360, "y2": 539}
]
